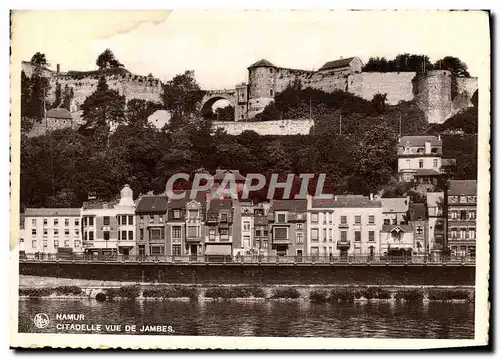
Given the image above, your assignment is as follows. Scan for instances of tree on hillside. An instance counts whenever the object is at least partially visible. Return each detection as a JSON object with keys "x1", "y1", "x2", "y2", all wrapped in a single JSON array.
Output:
[
  {"x1": 80, "y1": 76, "x2": 126, "y2": 142},
  {"x1": 371, "y1": 93, "x2": 387, "y2": 114},
  {"x1": 30, "y1": 52, "x2": 48, "y2": 67},
  {"x1": 363, "y1": 53, "x2": 434, "y2": 73},
  {"x1": 21, "y1": 71, "x2": 31, "y2": 118},
  {"x1": 62, "y1": 84, "x2": 74, "y2": 111},
  {"x1": 96, "y1": 49, "x2": 124, "y2": 69},
  {"x1": 162, "y1": 70, "x2": 205, "y2": 129},
  {"x1": 434, "y1": 56, "x2": 470, "y2": 77},
  {"x1": 53, "y1": 82, "x2": 62, "y2": 108},
  {"x1": 126, "y1": 99, "x2": 162, "y2": 127}
]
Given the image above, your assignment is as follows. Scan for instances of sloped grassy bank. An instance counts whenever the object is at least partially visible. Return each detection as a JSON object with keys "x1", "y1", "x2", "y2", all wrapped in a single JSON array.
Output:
[{"x1": 19, "y1": 284, "x2": 474, "y2": 303}]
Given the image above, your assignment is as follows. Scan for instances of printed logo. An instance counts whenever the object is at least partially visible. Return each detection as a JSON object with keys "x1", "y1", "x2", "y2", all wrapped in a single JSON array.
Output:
[{"x1": 33, "y1": 313, "x2": 50, "y2": 329}]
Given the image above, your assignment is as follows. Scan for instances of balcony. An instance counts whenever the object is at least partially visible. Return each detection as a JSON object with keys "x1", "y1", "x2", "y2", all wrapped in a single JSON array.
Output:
[
  {"x1": 338, "y1": 223, "x2": 349, "y2": 228},
  {"x1": 272, "y1": 238, "x2": 290, "y2": 245},
  {"x1": 337, "y1": 240, "x2": 351, "y2": 250},
  {"x1": 185, "y1": 236, "x2": 202, "y2": 243}
]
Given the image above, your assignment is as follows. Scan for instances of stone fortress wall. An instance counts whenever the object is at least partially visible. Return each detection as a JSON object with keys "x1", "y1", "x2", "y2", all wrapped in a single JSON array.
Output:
[{"x1": 212, "y1": 119, "x2": 314, "y2": 136}]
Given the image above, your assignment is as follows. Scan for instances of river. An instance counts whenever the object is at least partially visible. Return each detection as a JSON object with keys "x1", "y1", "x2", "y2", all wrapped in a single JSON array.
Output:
[{"x1": 18, "y1": 299, "x2": 474, "y2": 338}]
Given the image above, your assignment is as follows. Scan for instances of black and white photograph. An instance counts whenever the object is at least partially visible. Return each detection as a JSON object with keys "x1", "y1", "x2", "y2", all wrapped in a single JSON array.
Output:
[{"x1": 9, "y1": 9, "x2": 490, "y2": 350}]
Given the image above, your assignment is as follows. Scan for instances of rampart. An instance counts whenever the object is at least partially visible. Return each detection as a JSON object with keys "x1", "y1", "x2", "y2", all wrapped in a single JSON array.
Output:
[{"x1": 212, "y1": 119, "x2": 314, "y2": 135}]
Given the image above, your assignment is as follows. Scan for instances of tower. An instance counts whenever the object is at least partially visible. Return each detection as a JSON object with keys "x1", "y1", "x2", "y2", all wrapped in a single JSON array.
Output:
[{"x1": 247, "y1": 59, "x2": 277, "y2": 118}]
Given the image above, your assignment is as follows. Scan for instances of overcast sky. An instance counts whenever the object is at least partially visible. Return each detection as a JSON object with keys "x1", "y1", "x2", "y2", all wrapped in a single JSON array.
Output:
[{"x1": 12, "y1": 10, "x2": 489, "y2": 89}]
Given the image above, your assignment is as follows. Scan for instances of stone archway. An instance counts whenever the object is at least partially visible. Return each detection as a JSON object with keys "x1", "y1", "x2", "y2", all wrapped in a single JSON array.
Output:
[{"x1": 200, "y1": 89, "x2": 237, "y2": 121}]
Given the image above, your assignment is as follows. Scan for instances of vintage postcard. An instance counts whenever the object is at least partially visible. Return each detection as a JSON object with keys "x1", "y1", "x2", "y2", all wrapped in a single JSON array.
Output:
[{"x1": 9, "y1": 9, "x2": 490, "y2": 349}]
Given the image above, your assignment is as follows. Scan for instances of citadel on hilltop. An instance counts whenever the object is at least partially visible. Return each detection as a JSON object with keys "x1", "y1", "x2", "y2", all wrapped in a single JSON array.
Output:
[{"x1": 21, "y1": 55, "x2": 478, "y2": 136}]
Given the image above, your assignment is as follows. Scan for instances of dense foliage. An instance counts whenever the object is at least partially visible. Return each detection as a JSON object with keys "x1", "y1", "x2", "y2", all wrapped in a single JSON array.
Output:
[{"x1": 96, "y1": 49, "x2": 124, "y2": 70}]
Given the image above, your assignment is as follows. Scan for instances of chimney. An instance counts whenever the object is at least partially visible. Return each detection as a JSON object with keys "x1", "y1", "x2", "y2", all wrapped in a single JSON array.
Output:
[
  {"x1": 425, "y1": 141, "x2": 431, "y2": 154},
  {"x1": 56, "y1": 64, "x2": 60, "y2": 73}
]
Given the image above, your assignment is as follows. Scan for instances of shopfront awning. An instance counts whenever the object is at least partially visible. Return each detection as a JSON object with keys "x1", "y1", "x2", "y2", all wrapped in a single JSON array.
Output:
[{"x1": 205, "y1": 244, "x2": 232, "y2": 256}]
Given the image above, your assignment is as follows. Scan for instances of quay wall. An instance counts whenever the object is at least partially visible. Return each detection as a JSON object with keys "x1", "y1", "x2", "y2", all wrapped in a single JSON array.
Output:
[{"x1": 20, "y1": 262, "x2": 475, "y2": 286}]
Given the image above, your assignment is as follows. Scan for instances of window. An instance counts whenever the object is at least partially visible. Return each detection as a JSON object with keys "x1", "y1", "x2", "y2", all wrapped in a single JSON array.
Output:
[
  {"x1": 172, "y1": 226, "x2": 182, "y2": 240},
  {"x1": 354, "y1": 215, "x2": 361, "y2": 225},
  {"x1": 469, "y1": 228, "x2": 476, "y2": 239},
  {"x1": 150, "y1": 246, "x2": 164, "y2": 255},
  {"x1": 88, "y1": 217, "x2": 94, "y2": 226},
  {"x1": 54, "y1": 219, "x2": 59, "y2": 226},
  {"x1": 416, "y1": 225, "x2": 423, "y2": 235},
  {"x1": 172, "y1": 244, "x2": 181, "y2": 256},
  {"x1": 433, "y1": 159, "x2": 438, "y2": 168},
  {"x1": 188, "y1": 210, "x2": 198, "y2": 220},
  {"x1": 83, "y1": 232, "x2": 87, "y2": 241},
  {"x1": 296, "y1": 223, "x2": 303, "y2": 230},
  {"x1": 255, "y1": 229, "x2": 262, "y2": 237},
  {"x1": 64, "y1": 240, "x2": 70, "y2": 248},
  {"x1": 243, "y1": 221, "x2": 250, "y2": 231},
  {"x1": 74, "y1": 228, "x2": 80, "y2": 236},
  {"x1": 128, "y1": 231, "x2": 134, "y2": 240},
  {"x1": 451, "y1": 228, "x2": 457, "y2": 238},
  {"x1": 139, "y1": 215, "x2": 144, "y2": 222},
  {"x1": 460, "y1": 229, "x2": 466, "y2": 239},
  {"x1": 263, "y1": 229, "x2": 269, "y2": 237},
  {"x1": 75, "y1": 240, "x2": 81, "y2": 248},
  {"x1": 139, "y1": 229, "x2": 144, "y2": 240},
  {"x1": 88, "y1": 231, "x2": 94, "y2": 241},
  {"x1": 64, "y1": 229, "x2": 70, "y2": 236},
  {"x1": 451, "y1": 211, "x2": 458, "y2": 219},
  {"x1": 31, "y1": 229, "x2": 36, "y2": 237},
  {"x1": 340, "y1": 216, "x2": 347, "y2": 225},
  {"x1": 65, "y1": 219, "x2": 69, "y2": 227},
  {"x1": 32, "y1": 240, "x2": 37, "y2": 248},
  {"x1": 469, "y1": 211, "x2": 476, "y2": 220},
  {"x1": 368, "y1": 215, "x2": 375, "y2": 224},
  {"x1": 43, "y1": 240, "x2": 48, "y2": 248},
  {"x1": 121, "y1": 215, "x2": 127, "y2": 225},
  {"x1": 150, "y1": 228, "x2": 163, "y2": 240},
  {"x1": 262, "y1": 240, "x2": 268, "y2": 249},
  {"x1": 243, "y1": 236, "x2": 251, "y2": 248},
  {"x1": 311, "y1": 228, "x2": 319, "y2": 241},
  {"x1": 219, "y1": 228, "x2": 229, "y2": 240},
  {"x1": 54, "y1": 229, "x2": 59, "y2": 237},
  {"x1": 323, "y1": 213, "x2": 328, "y2": 224},
  {"x1": 384, "y1": 219, "x2": 390, "y2": 226},
  {"x1": 159, "y1": 216, "x2": 164, "y2": 223},
  {"x1": 322, "y1": 228, "x2": 327, "y2": 242},
  {"x1": 43, "y1": 229, "x2": 48, "y2": 237},
  {"x1": 187, "y1": 226, "x2": 198, "y2": 238},
  {"x1": 296, "y1": 232, "x2": 303, "y2": 244},
  {"x1": 311, "y1": 213, "x2": 318, "y2": 224},
  {"x1": 128, "y1": 215, "x2": 133, "y2": 225},
  {"x1": 121, "y1": 230, "x2": 127, "y2": 241},
  {"x1": 74, "y1": 219, "x2": 79, "y2": 226},
  {"x1": 369, "y1": 231, "x2": 375, "y2": 242},
  {"x1": 32, "y1": 219, "x2": 37, "y2": 227},
  {"x1": 405, "y1": 159, "x2": 410, "y2": 169},
  {"x1": 173, "y1": 210, "x2": 181, "y2": 219},
  {"x1": 103, "y1": 216, "x2": 110, "y2": 225},
  {"x1": 460, "y1": 211, "x2": 467, "y2": 221},
  {"x1": 209, "y1": 228, "x2": 216, "y2": 241},
  {"x1": 274, "y1": 227, "x2": 288, "y2": 240},
  {"x1": 354, "y1": 231, "x2": 361, "y2": 242},
  {"x1": 419, "y1": 160, "x2": 424, "y2": 169},
  {"x1": 340, "y1": 231, "x2": 347, "y2": 242},
  {"x1": 276, "y1": 213, "x2": 287, "y2": 223},
  {"x1": 54, "y1": 240, "x2": 59, "y2": 248},
  {"x1": 103, "y1": 231, "x2": 110, "y2": 241},
  {"x1": 329, "y1": 228, "x2": 333, "y2": 242}
]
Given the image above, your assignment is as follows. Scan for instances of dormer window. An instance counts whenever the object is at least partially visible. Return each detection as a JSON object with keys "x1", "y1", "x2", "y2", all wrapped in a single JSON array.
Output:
[
  {"x1": 188, "y1": 210, "x2": 199, "y2": 219},
  {"x1": 276, "y1": 212, "x2": 287, "y2": 223},
  {"x1": 173, "y1": 210, "x2": 181, "y2": 219},
  {"x1": 220, "y1": 213, "x2": 228, "y2": 222}
]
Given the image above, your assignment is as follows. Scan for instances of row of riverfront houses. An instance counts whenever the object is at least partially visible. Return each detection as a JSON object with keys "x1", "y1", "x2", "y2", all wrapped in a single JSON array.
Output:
[{"x1": 19, "y1": 176, "x2": 477, "y2": 259}]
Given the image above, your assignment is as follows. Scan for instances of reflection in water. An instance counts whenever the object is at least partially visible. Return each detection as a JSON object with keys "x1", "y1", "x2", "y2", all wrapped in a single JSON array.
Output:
[{"x1": 19, "y1": 299, "x2": 474, "y2": 338}]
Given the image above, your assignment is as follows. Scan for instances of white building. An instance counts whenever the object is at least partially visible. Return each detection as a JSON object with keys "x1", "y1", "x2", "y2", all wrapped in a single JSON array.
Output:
[
  {"x1": 397, "y1": 135, "x2": 442, "y2": 186},
  {"x1": 307, "y1": 195, "x2": 383, "y2": 257},
  {"x1": 23, "y1": 208, "x2": 82, "y2": 255}
]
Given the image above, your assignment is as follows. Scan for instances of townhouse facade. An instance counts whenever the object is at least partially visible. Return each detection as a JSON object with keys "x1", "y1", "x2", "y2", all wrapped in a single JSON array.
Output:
[
  {"x1": 268, "y1": 200, "x2": 307, "y2": 257},
  {"x1": 205, "y1": 198, "x2": 234, "y2": 258},
  {"x1": 23, "y1": 208, "x2": 82, "y2": 255},
  {"x1": 135, "y1": 195, "x2": 168, "y2": 256},
  {"x1": 426, "y1": 192, "x2": 445, "y2": 256},
  {"x1": 409, "y1": 203, "x2": 428, "y2": 254},
  {"x1": 446, "y1": 180, "x2": 477, "y2": 257},
  {"x1": 82, "y1": 185, "x2": 136, "y2": 256},
  {"x1": 307, "y1": 195, "x2": 383, "y2": 258}
]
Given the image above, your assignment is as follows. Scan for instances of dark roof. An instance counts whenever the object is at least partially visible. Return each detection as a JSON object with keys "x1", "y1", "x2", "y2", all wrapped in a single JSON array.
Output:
[
  {"x1": 414, "y1": 169, "x2": 441, "y2": 176},
  {"x1": 410, "y1": 203, "x2": 427, "y2": 221},
  {"x1": 167, "y1": 190, "x2": 206, "y2": 208},
  {"x1": 311, "y1": 197, "x2": 382, "y2": 208},
  {"x1": 271, "y1": 200, "x2": 307, "y2": 212},
  {"x1": 254, "y1": 216, "x2": 268, "y2": 226},
  {"x1": 248, "y1": 59, "x2": 277, "y2": 69},
  {"x1": 397, "y1": 135, "x2": 442, "y2": 147},
  {"x1": 136, "y1": 196, "x2": 168, "y2": 214},
  {"x1": 208, "y1": 199, "x2": 232, "y2": 214},
  {"x1": 381, "y1": 224, "x2": 413, "y2": 233},
  {"x1": 448, "y1": 180, "x2": 477, "y2": 196},
  {"x1": 46, "y1": 107, "x2": 72, "y2": 119},
  {"x1": 318, "y1": 57, "x2": 356, "y2": 71},
  {"x1": 213, "y1": 170, "x2": 246, "y2": 182}
]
